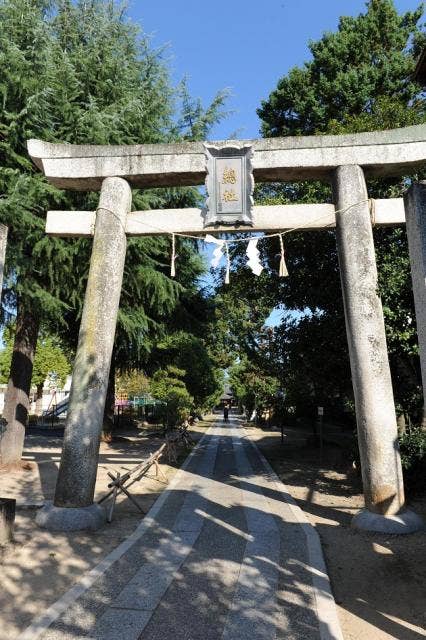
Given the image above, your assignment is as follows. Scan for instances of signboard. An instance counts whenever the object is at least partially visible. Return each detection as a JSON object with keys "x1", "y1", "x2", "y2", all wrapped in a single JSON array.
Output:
[
  {"x1": 317, "y1": 406, "x2": 324, "y2": 416},
  {"x1": 204, "y1": 144, "x2": 254, "y2": 226},
  {"x1": 115, "y1": 399, "x2": 129, "y2": 407}
]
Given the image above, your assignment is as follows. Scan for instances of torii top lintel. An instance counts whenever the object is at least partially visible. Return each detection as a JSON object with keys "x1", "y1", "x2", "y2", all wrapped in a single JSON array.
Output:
[{"x1": 27, "y1": 124, "x2": 426, "y2": 191}]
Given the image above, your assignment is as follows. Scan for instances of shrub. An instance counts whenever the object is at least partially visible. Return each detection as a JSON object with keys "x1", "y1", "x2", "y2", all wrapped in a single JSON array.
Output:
[
  {"x1": 399, "y1": 428, "x2": 426, "y2": 495},
  {"x1": 150, "y1": 366, "x2": 193, "y2": 428}
]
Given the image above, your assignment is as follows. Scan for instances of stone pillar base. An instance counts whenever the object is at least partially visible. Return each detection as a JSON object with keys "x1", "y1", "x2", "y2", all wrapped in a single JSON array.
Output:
[
  {"x1": 352, "y1": 508, "x2": 424, "y2": 534},
  {"x1": 36, "y1": 501, "x2": 106, "y2": 531}
]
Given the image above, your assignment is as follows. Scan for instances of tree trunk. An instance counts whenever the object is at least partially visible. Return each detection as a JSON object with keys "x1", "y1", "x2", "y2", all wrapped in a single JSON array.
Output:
[
  {"x1": 0, "y1": 301, "x2": 39, "y2": 466},
  {"x1": 0, "y1": 224, "x2": 7, "y2": 305},
  {"x1": 35, "y1": 382, "x2": 44, "y2": 416},
  {"x1": 102, "y1": 351, "x2": 116, "y2": 441}
]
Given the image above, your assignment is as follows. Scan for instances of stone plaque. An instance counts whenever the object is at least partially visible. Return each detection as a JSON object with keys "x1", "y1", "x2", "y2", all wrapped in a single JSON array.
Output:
[{"x1": 204, "y1": 144, "x2": 254, "y2": 226}]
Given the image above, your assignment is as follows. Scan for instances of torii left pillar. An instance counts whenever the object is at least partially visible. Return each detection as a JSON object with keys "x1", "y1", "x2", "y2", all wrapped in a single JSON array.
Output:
[{"x1": 36, "y1": 177, "x2": 131, "y2": 531}]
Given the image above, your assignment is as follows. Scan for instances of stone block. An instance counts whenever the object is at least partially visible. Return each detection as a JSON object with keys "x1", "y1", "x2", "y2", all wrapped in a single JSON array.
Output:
[{"x1": 36, "y1": 501, "x2": 106, "y2": 531}]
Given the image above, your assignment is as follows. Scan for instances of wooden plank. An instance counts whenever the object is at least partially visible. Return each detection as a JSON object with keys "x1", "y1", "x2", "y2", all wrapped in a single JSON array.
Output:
[
  {"x1": 46, "y1": 199, "x2": 406, "y2": 238},
  {"x1": 98, "y1": 444, "x2": 167, "y2": 521},
  {"x1": 46, "y1": 211, "x2": 95, "y2": 237},
  {"x1": 0, "y1": 497, "x2": 15, "y2": 545},
  {"x1": 370, "y1": 198, "x2": 406, "y2": 225},
  {"x1": 107, "y1": 473, "x2": 119, "y2": 524}
]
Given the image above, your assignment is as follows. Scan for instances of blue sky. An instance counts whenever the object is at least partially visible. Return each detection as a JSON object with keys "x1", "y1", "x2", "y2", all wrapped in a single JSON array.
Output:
[
  {"x1": 127, "y1": 1, "x2": 420, "y2": 326},
  {"x1": 128, "y1": 0, "x2": 419, "y2": 140}
]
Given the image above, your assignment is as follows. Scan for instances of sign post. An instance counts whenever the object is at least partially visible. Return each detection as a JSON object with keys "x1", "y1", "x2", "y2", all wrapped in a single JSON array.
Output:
[{"x1": 317, "y1": 406, "x2": 324, "y2": 463}]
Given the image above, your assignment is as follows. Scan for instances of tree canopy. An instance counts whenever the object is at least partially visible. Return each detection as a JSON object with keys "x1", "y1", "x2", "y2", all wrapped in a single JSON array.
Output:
[
  {"x1": 258, "y1": 0, "x2": 425, "y2": 137},
  {"x1": 0, "y1": 0, "x2": 225, "y2": 462},
  {"x1": 0, "y1": 328, "x2": 70, "y2": 389},
  {"x1": 218, "y1": 0, "x2": 426, "y2": 424}
]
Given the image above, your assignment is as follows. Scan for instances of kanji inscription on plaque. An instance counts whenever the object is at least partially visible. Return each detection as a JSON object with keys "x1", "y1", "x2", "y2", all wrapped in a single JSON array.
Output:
[{"x1": 204, "y1": 144, "x2": 254, "y2": 226}]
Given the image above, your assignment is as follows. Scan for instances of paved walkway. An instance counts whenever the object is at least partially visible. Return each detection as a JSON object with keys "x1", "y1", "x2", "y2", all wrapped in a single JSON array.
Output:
[{"x1": 20, "y1": 419, "x2": 343, "y2": 640}]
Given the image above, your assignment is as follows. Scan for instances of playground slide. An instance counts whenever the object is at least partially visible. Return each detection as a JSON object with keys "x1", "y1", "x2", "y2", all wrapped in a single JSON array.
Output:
[{"x1": 42, "y1": 396, "x2": 69, "y2": 419}]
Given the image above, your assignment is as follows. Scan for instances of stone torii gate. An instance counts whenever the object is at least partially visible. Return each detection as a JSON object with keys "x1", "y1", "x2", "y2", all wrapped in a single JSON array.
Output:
[{"x1": 28, "y1": 125, "x2": 426, "y2": 534}]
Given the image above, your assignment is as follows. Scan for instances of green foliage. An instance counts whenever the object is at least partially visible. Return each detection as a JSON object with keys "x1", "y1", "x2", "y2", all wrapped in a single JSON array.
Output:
[
  {"x1": 0, "y1": 326, "x2": 70, "y2": 387},
  {"x1": 150, "y1": 331, "x2": 222, "y2": 410},
  {"x1": 113, "y1": 234, "x2": 208, "y2": 369},
  {"x1": 270, "y1": 313, "x2": 352, "y2": 417},
  {"x1": 258, "y1": 0, "x2": 425, "y2": 137},
  {"x1": 150, "y1": 365, "x2": 193, "y2": 427},
  {"x1": 248, "y1": 0, "x2": 426, "y2": 421},
  {"x1": 174, "y1": 78, "x2": 230, "y2": 141},
  {"x1": 207, "y1": 279, "x2": 280, "y2": 419},
  {"x1": 208, "y1": 280, "x2": 274, "y2": 368},
  {"x1": 0, "y1": 0, "x2": 229, "y2": 391},
  {"x1": 32, "y1": 334, "x2": 70, "y2": 388},
  {"x1": 398, "y1": 428, "x2": 426, "y2": 494},
  {"x1": 116, "y1": 369, "x2": 150, "y2": 399},
  {"x1": 0, "y1": 0, "x2": 77, "y2": 321},
  {"x1": 399, "y1": 427, "x2": 426, "y2": 470},
  {"x1": 0, "y1": 330, "x2": 13, "y2": 384},
  {"x1": 350, "y1": 425, "x2": 426, "y2": 494},
  {"x1": 229, "y1": 357, "x2": 279, "y2": 420}
]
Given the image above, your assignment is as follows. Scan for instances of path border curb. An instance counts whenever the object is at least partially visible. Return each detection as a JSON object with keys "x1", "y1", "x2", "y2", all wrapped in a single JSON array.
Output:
[{"x1": 242, "y1": 427, "x2": 344, "y2": 640}]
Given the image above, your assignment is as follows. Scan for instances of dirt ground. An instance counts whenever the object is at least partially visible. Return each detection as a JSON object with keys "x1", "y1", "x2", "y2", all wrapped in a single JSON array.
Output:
[
  {"x1": 0, "y1": 421, "x2": 207, "y2": 640},
  {"x1": 1, "y1": 418, "x2": 425, "y2": 640},
  {"x1": 247, "y1": 423, "x2": 426, "y2": 640}
]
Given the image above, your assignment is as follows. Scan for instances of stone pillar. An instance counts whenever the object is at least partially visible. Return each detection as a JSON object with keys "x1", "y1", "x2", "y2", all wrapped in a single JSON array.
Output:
[
  {"x1": 332, "y1": 165, "x2": 423, "y2": 533},
  {"x1": 0, "y1": 223, "x2": 7, "y2": 304},
  {"x1": 404, "y1": 182, "x2": 426, "y2": 429},
  {"x1": 36, "y1": 177, "x2": 131, "y2": 531}
]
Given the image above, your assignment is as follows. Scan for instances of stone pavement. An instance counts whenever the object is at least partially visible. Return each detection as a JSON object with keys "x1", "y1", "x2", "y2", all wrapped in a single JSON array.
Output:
[{"x1": 20, "y1": 419, "x2": 343, "y2": 640}]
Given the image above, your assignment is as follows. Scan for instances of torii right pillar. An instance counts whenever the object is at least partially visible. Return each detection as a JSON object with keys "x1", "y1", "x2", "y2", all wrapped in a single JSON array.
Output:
[
  {"x1": 332, "y1": 165, "x2": 423, "y2": 534},
  {"x1": 404, "y1": 181, "x2": 426, "y2": 429}
]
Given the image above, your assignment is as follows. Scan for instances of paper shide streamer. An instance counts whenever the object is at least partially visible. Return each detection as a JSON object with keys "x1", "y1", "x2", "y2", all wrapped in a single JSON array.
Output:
[
  {"x1": 176, "y1": 234, "x2": 288, "y2": 284},
  {"x1": 205, "y1": 234, "x2": 226, "y2": 268},
  {"x1": 246, "y1": 238, "x2": 263, "y2": 276},
  {"x1": 172, "y1": 229, "x2": 295, "y2": 282},
  {"x1": 157, "y1": 199, "x2": 372, "y2": 282},
  {"x1": 204, "y1": 234, "x2": 231, "y2": 284},
  {"x1": 225, "y1": 244, "x2": 230, "y2": 284}
]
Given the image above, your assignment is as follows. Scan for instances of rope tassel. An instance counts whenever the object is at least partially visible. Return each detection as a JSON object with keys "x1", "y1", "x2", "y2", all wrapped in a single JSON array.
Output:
[
  {"x1": 225, "y1": 244, "x2": 230, "y2": 284},
  {"x1": 279, "y1": 234, "x2": 289, "y2": 277},
  {"x1": 170, "y1": 233, "x2": 176, "y2": 277}
]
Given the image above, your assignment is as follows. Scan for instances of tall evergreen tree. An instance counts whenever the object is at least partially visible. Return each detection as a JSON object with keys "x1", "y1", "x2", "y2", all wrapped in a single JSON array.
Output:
[
  {"x1": 258, "y1": 0, "x2": 425, "y2": 136},
  {"x1": 0, "y1": 0, "x2": 226, "y2": 464},
  {"x1": 0, "y1": 0, "x2": 67, "y2": 465},
  {"x1": 222, "y1": 0, "x2": 425, "y2": 421}
]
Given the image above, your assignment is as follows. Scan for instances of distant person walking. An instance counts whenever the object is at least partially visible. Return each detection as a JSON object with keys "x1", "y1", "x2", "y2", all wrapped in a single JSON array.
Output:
[{"x1": 223, "y1": 404, "x2": 229, "y2": 422}]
